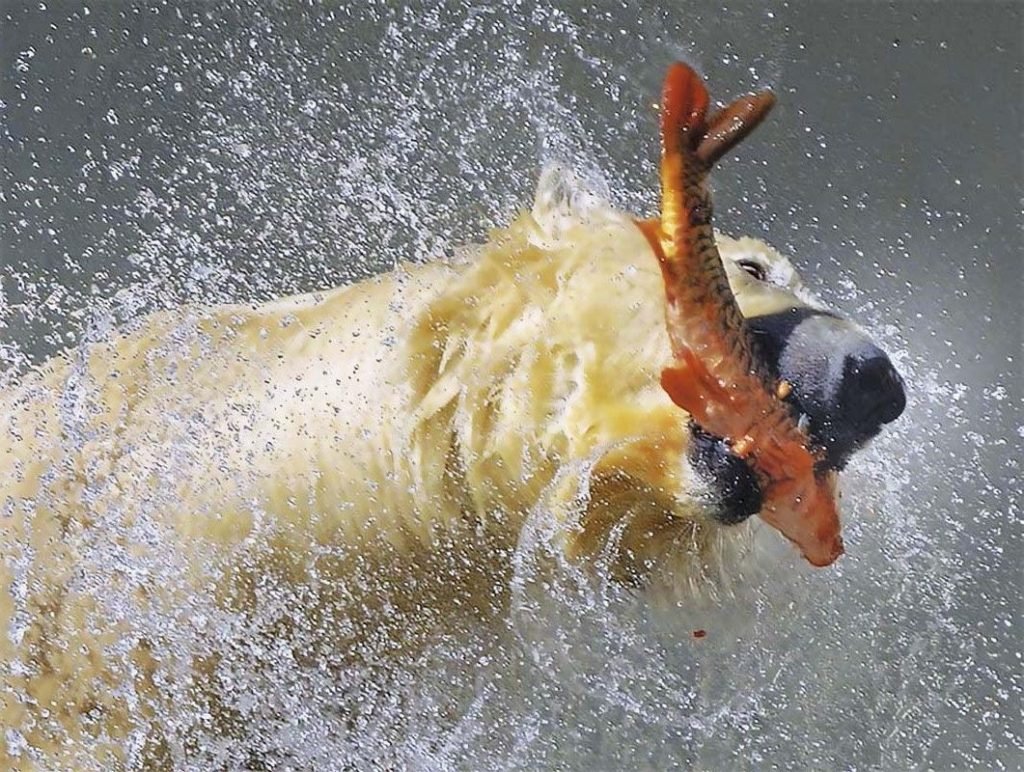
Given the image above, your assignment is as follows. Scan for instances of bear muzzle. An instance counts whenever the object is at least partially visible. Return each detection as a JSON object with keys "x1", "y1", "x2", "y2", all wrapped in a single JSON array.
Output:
[{"x1": 749, "y1": 307, "x2": 907, "y2": 470}]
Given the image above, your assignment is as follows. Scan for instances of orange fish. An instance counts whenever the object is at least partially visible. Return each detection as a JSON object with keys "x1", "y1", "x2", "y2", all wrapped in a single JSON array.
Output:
[{"x1": 637, "y1": 62, "x2": 844, "y2": 567}]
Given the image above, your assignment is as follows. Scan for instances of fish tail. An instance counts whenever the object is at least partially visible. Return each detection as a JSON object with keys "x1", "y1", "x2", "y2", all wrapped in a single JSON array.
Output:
[
  {"x1": 661, "y1": 62, "x2": 776, "y2": 167},
  {"x1": 661, "y1": 62, "x2": 710, "y2": 158},
  {"x1": 698, "y1": 90, "x2": 776, "y2": 166},
  {"x1": 657, "y1": 63, "x2": 711, "y2": 278}
]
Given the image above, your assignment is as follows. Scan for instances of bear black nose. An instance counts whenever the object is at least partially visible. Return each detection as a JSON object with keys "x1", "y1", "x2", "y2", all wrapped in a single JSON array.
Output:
[{"x1": 838, "y1": 354, "x2": 907, "y2": 432}]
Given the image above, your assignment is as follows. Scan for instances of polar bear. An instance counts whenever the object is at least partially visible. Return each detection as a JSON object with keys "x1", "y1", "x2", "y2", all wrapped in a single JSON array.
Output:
[{"x1": 0, "y1": 168, "x2": 905, "y2": 767}]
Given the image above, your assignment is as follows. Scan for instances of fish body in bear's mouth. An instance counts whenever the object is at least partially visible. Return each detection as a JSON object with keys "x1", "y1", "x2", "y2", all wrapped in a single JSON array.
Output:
[
  {"x1": 637, "y1": 63, "x2": 906, "y2": 567},
  {"x1": 690, "y1": 304, "x2": 907, "y2": 534}
]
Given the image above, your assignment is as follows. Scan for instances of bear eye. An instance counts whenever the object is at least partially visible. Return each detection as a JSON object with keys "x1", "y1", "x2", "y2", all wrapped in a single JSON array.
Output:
[{"x1": 738, "y1": 259, "x2": 767, "y2": 282}]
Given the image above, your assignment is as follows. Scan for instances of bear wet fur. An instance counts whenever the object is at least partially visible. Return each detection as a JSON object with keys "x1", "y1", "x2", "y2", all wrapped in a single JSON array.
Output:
[{"x1": 0, "y1": 170, "x2": 854, "y2": 766}]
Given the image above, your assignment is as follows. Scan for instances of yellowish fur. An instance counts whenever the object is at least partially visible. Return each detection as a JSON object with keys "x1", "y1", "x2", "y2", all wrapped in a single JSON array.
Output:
[{"x1": 0, "y1": 171, "x2": 814, "y2": 766}]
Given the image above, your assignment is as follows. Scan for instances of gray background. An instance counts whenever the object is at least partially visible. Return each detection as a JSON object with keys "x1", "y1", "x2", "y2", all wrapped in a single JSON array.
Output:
[{"x1": 2, "y1": 1, "x2": 1021, "y2": 769}]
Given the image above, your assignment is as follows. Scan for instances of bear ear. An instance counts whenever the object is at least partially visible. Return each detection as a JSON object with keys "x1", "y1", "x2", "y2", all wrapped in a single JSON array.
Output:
[{"x1": 696, "y1": 90, "x2": 776, "y2": 166}]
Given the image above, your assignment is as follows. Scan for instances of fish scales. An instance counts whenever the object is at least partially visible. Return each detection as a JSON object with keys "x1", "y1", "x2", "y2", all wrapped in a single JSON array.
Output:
[{"x1": 638, "y1": 62, "x2": 845, "y2": 567}]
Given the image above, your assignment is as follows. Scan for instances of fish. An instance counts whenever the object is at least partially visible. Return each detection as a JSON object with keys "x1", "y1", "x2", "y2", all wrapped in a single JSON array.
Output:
[{"x1": 636, "y1": 62, "x2": 844, "y2": 567}]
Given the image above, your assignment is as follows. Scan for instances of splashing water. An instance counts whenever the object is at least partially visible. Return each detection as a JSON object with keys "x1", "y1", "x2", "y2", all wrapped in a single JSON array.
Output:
[{"x1": 2, "y1": 2, "x2": 1020, "y2": 770}]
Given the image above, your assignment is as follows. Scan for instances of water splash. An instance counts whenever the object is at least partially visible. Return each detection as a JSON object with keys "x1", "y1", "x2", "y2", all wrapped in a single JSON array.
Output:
[{"x1": 1, "y1": 1, "x2": 1019, "y2": 770}]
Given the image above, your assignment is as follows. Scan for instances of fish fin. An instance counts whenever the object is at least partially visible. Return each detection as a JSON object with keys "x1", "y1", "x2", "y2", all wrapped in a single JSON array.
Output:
[
  {"x1": 696, "y1": 91, "x2": 776, "y2": 165},
  {"x1": 660, "y1": 347, "x2": 731, "y2": 424},
  {"x1": 634, "y1": 218, "x2": 663, "y2": 254},
  {"x1": 636, "y1": 218, "x2": 687, "y2": 297},
  {"x1": 661, "y1": 62, "x2": 710, "y2": 156}
]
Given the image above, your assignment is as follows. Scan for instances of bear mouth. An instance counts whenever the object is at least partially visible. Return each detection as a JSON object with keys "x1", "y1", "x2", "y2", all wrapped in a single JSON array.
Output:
[{"x1": 801, "y1": 405, "x2": 890, "y2": 473}]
